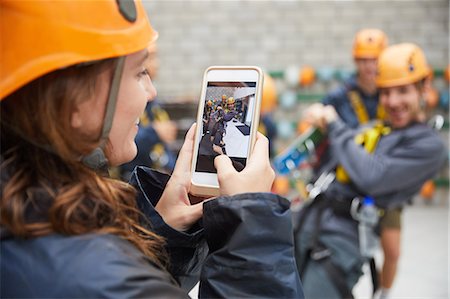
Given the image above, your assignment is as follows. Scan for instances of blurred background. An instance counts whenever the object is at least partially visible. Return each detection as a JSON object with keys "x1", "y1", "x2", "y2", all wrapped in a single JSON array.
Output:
[
  {"x1": 142, "y1": 0, "x2": 448, "y2": 198},
  {"x1": 138, "y1": 1, "x2": 449, "y2": 298},
  {"x1": 144, "y1": 0, "x2": 448, "y2": 98}
]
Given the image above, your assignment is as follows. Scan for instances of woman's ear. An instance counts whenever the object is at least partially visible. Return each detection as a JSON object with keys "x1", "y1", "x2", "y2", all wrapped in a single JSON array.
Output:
[
  {"x1": 71, "y1": 105, "x2": 84, "y2": 129},
  {"x1": 70, "y1": 96, "x2": 98, "y2": 131}
]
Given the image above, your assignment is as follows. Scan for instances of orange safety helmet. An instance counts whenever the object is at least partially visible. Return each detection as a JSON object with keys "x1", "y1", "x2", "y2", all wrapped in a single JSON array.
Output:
[
  {"x1": 299, "y1": 66, "x2": 316, "y2": 87},
  {"x1": 420, "y1": 180, "x2": 436, "y2": 200},
  {"x1": 261, "y1": 73, "x2": 277, "y2": 114},
  {"x1": 0, "y1": 0, "x2": 157, "y2": 100},
  {"x1": 352, "y1": 29, "x2": 388, "y2": 59},
  {"x1": 376, "y1": 43, "x2": 431, "y2": 88}
]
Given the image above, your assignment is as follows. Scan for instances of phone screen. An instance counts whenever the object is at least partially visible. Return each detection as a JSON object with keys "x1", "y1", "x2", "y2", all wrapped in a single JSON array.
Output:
[{"x1": 195, "y1": 81, "x2": 257, "y2": 173}]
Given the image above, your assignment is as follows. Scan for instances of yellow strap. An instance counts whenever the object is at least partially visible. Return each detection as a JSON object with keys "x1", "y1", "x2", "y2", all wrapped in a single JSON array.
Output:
[
  {"x1": 139, "y1": 113, "x2": 150, "y2": 127},
  {"x1": 151, "y1": 106, "x2": 170, "y2": 122},
  {"x1": 140, "y1": 105, "x2": 171, "y2": 128},
  {"x1": 258, "y1": 122, "x2": 267, "y2": 136},
  {"x1": 348, "y1": 90, "x2": 386, "y2": 124},
  {"x1": 336, "y1": 122, "x2": 391, "y2": 184},
  {"x1": 376, "y1": 104, "x2": 386, "y2": 121},
  {"x1": 151, "y1": 143, "x2": 165, "y2": 155},
  {"x1": 348, "y1": 91, "x2": 369, "y2": 124}
]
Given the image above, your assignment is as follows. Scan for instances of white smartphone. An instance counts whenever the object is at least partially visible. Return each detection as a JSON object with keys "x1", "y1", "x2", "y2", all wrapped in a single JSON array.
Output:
[{"x1": 190, "y1": 66, "x2": 263, "y2": 197}]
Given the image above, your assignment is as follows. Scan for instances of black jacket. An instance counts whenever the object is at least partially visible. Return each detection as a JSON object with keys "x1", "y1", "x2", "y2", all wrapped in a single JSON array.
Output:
[{"x1": 1, "y1": 167, "x2": 304, "y2": 298}]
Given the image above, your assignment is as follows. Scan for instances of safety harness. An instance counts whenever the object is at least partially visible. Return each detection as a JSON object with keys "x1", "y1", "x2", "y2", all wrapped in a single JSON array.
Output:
[
  {"x1": 347, "y1": 89, "x2": 385, "y2": 126},
  {"x1": 336, "y1": 121, "x2": 391, "y2": 184},
  {"x1": 295, "y1": 121, "x2": 391, "y2": 299}
]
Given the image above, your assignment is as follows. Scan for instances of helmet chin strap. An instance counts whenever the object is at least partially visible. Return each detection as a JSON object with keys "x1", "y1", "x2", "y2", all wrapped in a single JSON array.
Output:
[{"x1": 81, "y1": 56, "x2": 125, "y2": 173}]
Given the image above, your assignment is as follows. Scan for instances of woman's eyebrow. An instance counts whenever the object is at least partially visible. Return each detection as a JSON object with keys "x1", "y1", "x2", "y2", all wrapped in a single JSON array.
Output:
[{"x1": 135, "y1": 51, "x2": 149, "y2": 68}]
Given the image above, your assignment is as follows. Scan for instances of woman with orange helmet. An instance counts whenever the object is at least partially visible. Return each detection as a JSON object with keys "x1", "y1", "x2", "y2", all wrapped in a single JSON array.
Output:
[
  {"x1": 0, "y1": 1, "x2": 303, "y2": 298},
  {"x1": 294, "y1": 43, "x2": 446, "y2": 299}
]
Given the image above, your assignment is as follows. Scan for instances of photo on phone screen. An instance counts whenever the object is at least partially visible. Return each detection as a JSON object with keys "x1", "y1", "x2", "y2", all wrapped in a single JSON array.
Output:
[{"x1": 195, "y1": 81, "x2": 257, "y2": 173}]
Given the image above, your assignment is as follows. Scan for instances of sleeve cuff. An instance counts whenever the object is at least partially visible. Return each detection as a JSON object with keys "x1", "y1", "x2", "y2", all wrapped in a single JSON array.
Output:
[{"x1": 129, "y1": 166, "x2": 203, "y2": 247}]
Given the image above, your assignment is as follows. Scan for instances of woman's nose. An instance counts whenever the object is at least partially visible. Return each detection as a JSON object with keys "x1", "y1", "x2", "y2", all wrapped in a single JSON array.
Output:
[{"x1": 145, "y1": 76, "x2": 157, "y2": 102}]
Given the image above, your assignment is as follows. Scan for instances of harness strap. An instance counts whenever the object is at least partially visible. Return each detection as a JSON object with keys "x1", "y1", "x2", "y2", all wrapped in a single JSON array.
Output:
[
  {"x1": 348, "y1": 90, "x2": 369, "y2": 124},
  {"x1": 369, "y1": 257, "x2": 379, "y2": 297},
  {"x1": 296, "y1": 197, "x2": 353, "y2": 298},
  {"x1": 336, "y1": 122, "x2": 391, "y2": 183},
  {"x1": 152, "y1": 105, "x2": 170, "y2": 122},
  {"x1": 376, "y1": 104, "x2": 386, "y2": 121},
  {"x1": 318, "y1": 253, "x2": 355, "y2": 299},
  {"x1": 347, "y1": 90, "x2": 386, "y2": 125},
  {"x1": 295, "y1": 195, "x2": 325, "y2": 277},
  {"x1": 295, "y1": 198, "x2": 351, "y2": 297}
]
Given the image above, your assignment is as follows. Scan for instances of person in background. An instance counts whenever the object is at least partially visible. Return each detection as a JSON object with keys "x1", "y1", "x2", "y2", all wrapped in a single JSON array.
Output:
[
  {"x1": 322, "y1": 28, "x2": 405, "y2": 296},
  {"x1": 259, "y1": 73, "x2": 279, "y2": 158},
  {"x1": 295, "y1": 43, "x2": 446, "y2": 299},
  {"x1": 0, "y1": 1, "x2": 304, "y2": 297},
  {"x1": 323, "y1": 28, "x2": 388, "y2": 128}
]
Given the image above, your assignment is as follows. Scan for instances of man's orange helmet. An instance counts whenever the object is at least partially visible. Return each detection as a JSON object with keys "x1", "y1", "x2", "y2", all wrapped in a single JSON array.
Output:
[
  {"x1": 376, "y1": 43, "x2": 431, "y2": 88},
  {"x1": 0, "y1": 0, "x2": 157, "y2": 100},
  {"x1": 353, "y1": 29, "x2": 388, "y2": 59}
]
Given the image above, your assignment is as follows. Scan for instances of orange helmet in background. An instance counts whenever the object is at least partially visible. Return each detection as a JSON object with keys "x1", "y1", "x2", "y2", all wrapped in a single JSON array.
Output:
[
  {"x1": 376, "y1": 43, "x2": 431, "y2": 88},
  {"x1": 261, "y1": 73, "x2": 278, "y2": 114},
  {"x1": 425, "y1": 87, "x2": 439, "y2": 109},
  {"x1": 353, "y1": 29, "x2": 388, "y2": 59},
  {"x1": 0, "y1": 0, "x2": 157, "y2": 100},
  {"x1": 299, "y1": 66, "x2": 316, "y2": 87},
  {"x1": 420, "y1": 180, "x2": 436, "y2": 200}
]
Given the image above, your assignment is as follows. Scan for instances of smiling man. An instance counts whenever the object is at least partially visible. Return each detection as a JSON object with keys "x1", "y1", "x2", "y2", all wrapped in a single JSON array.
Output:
[{"x1": 295, "y1": 43, "x2": 446, "y2": 299}]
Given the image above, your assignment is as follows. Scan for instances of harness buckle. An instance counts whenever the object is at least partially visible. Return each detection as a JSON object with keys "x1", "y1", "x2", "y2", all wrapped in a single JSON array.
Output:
[{"x1": 310, "y1": 247, "x2": 331, "y2": 261}]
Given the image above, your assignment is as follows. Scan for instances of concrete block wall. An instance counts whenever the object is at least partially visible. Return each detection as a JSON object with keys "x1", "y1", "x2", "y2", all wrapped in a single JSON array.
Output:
[{"x1": 143, "y1": 0, "x2": 449, "y2": 101}]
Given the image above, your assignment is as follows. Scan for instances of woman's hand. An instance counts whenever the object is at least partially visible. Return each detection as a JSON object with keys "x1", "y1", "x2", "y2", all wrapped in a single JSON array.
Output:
[
  {"x1": 214, "y1": 132, "x2": 275, "y2": 196},
  {"x1": 155, "y1": 124, "x2": 203, "y2": 232},
  {"x1": 303, "y1": 103, "x2": 338, "y2": 132}
]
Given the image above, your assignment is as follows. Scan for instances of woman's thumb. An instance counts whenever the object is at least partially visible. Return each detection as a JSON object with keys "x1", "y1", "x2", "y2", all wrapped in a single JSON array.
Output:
[{"x1": 214, "y1": 155, "x2": 236, "y2": 178}]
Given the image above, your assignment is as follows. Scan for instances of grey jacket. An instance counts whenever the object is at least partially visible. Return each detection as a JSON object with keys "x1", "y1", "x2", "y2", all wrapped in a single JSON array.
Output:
[
  {"x1": 324, "y1": 119, "x2": 446, "y2": 209},
  {"x1": 302, "y1": 119, "x2": 446, "y2": 241},
  {"x1": 295, "y1": 119, "x2": 447, "y2": 294}
]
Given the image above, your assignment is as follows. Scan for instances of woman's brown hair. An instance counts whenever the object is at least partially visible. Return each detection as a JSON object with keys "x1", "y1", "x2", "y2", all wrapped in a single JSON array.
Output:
[{"x1": 1, "y1": 59, "x2": 166, "y2": 266}]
